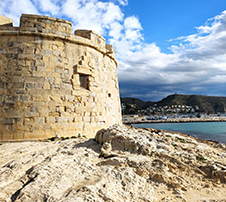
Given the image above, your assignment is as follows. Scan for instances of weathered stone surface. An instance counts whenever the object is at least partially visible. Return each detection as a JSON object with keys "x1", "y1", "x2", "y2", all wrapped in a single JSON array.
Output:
[
  {"x1": 0, "y1": 15, "x2": 13, "y2": 26},
  {"x1": 0, "y1": 125, "x2": 226, "y2": 201},
  {"x1": 0, "y1": 14, "x2": 121, "y2": 141}
]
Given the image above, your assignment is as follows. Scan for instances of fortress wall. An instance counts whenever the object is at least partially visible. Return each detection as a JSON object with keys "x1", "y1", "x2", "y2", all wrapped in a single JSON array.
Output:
[
  {"x1": 19, "y1": 14, "x2": 72, "y2": 36},
  {"x1": 0, "y1": 14, "x2": 121, "y2": 141}
]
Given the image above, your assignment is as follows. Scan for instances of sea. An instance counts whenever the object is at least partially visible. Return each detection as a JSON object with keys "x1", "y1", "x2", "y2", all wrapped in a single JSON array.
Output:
[{"x1": 133, "y1": 122, "x2": 226, "y2": 144}]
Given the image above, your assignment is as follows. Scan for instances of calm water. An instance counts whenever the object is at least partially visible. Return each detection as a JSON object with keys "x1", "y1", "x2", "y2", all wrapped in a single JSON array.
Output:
[{"x1": 133, "y1": 122, "x2": 226, "y2": 144}]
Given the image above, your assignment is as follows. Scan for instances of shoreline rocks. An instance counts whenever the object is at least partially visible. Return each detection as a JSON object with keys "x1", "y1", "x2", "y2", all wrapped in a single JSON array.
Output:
[{"x1": 0, "y1": 124, "x2": 226, "y2": 201}]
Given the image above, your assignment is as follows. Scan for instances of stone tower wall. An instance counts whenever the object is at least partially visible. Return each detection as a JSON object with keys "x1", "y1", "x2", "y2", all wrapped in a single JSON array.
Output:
[{"x1": 0, "y1": 14, "x2": 121, "y2": 141}]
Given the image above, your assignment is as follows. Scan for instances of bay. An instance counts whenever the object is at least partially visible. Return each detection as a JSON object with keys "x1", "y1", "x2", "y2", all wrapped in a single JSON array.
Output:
[{"x1": 133, "y1": 122, "x2": 226, "y2": 144}]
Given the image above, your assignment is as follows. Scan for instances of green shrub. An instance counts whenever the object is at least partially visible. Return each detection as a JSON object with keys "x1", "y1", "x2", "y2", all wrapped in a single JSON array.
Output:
[
  {"x1": 177, "y1": 137, "x2": 185, "y2": 143},
  {"x1": 196, "y1": 155, "x2": 206, "y2": 161},
  {"x1": 196, "y1": 113, "x2": 201, "y2": 118}
]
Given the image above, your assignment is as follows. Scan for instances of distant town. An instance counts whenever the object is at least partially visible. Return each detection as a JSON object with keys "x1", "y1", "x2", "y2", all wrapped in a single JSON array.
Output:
[
  {"x1": 122, "y1": 103, "x2": 198, "y2": 117},
  {"x1": 121, "y1": 94, "x2": 226, "y2": 123}
]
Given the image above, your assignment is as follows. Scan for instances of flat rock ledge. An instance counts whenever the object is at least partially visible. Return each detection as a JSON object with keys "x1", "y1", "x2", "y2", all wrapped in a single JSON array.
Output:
[{"x1": 0, "y1": 125, "x2": 226, "y2": 202}]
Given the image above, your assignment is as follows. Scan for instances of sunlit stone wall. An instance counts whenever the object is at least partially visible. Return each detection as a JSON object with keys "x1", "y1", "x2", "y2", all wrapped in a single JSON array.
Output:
[{"x1": 0, "y1": 14, "x2": 121, "y2": 140}]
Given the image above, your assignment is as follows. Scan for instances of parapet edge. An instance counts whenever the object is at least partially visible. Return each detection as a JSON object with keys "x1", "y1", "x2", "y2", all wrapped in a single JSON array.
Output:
[
  {"x1": 0, "y1": 14, "x2": 117, "y2": 65},
  {"x1": 0, "y1": 15, "x2": 13, "y2": 27},
  {"x1": 21, "y1": 14, "x2": 72, "y2": 24}
]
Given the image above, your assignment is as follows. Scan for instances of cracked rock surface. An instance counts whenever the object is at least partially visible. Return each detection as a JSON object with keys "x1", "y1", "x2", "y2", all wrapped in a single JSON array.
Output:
[{"x1": 0, "y1": 124, "x2": 226, "y2": 201}]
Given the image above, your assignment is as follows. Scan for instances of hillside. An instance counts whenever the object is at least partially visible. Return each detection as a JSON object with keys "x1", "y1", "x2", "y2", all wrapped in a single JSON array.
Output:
[
  {"x1": 120, "y1": 97, "x2": 153, "y2": 109},
  {"x1": 157, "y1": 94, "x2": 226, "y2": 113},
  {"x1": 120, "y1": 97, "x2": 153, "y2": 115},
  {"x1": 121, "y1": 94, "x2": 226, "y2": 114}
]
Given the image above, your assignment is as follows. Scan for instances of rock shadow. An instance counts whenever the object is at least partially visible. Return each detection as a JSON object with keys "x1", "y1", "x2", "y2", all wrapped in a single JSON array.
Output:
[{"x1": 73, "y1": 138, "x2": 101, "y2": 153}]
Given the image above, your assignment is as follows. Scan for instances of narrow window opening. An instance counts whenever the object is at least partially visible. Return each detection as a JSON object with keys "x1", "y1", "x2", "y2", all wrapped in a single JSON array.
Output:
[
  {"x1": 73, "y1": 65, "x2": 77, "y2": 74},
  {"x1": 79, "y1": 74, "x2": 89, "y2": 90}
]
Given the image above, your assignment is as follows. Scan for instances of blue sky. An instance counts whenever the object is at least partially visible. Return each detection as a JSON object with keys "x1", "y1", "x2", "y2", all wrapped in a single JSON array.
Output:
[
  {"x1": 126, "y1": 0, "x2": 226, "y2": 53},
  {"x1": 1, "y1": 0, "x2": 226, "y2": 101}
]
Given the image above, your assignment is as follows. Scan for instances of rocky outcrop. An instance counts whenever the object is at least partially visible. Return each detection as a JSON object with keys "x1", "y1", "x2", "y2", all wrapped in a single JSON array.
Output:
[{"x1": 0, "y1": 125, "x2": 226, "y2": 201}]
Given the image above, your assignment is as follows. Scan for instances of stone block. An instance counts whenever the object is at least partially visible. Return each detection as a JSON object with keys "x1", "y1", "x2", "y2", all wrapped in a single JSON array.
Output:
[
  {"x1": 14, "y1": 82, "x2": 24, "y2": 88},
  {"x1": 45, "y1": 50, "x2": 52, "y2": 56},
  {"x1": 46, "y1": 130, "x2": 55, "y2": 138},
  {"x1": 60, "y1": 112, "x2": 71, "y2": 117},
  {"x1": 54, "y1": 77, "x2": 61, "y2": 84},
  {"x1": 11, "y1": 76, "x2": 23, "y2": 83},
  {"x1": 68, "y1": 117, "x2": 74, "y2": 123},
  {"x1": 38, "y1": 106, "x2": 49, "y2": 116},
  {"x1": 46, "y1": 117, "x2": 55, "y2": 124},
  {"x1": 20, "y1": 95, "x2": 30, "y2": 101},
  {"x1": 26, "y1": 76, "x2": 45, "y2": 83},
  {"x1": 32, "y1": 71, "x2": 46, "y2": 77},
  {"x1": 72, "y1": 89, "x2": 89, "y2": 97},
  {"x1": 3, "y1": 118, "x2": 14, "y2": 125},
  {"x1": 24, "y1": 117, "x2": 34, "y2": 125},
  {"x1": 49, "y1": 112, "x2": 60, "y2": 117},
  {"x1": 25, "y1": 111, "x2": 39, "y2": 117},
  {"x1": 34, "y1": 54, "x2": 43, "y2": 60},
  {"x1": 43, "y1": 82, "x2": 50, "y2": 89},
  {"x1": 0, "y1": 82, "x2": 5, "y2": 88},
  {"x1": 13, "y1": 131, "x2": 24, "y2": 139},
  {"x1": 2, "y1": 132, "x2": 13, "y2": 140},
  {"x1": 16, "y1": 89, "x2": 27, "y2": 94},
  {"x1": 56, "y1": 117, "x2": 68, "y2": 123},
  {"x1": 61, "y1": 83, "x2": 72, "y2": 90},
  {"x1": 24, "y1": 130, "x2": 47, "y2": 139},
  {"x1": 34, "y1": 117, "x2": 45, "y2": 125},
  {"x1": 83, "y1": 116, "x2": 91, "y2": 123},
  {"x1": 26, "y1": 82, "x2": 43, "y2": 89}
]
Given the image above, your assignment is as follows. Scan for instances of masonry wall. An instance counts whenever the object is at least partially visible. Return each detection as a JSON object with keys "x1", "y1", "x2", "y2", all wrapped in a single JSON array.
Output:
[{"x1": 0, "y1": 14, "x2": 121, "y2": 140}]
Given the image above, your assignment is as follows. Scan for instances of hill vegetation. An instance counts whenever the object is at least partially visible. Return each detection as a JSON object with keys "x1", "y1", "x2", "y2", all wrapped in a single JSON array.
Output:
[{"x1": 121, "y1": 94, "x2": 226, "y2": 114}]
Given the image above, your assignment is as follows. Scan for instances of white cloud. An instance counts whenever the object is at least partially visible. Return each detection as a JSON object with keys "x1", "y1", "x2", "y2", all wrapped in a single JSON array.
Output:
[
  {"x1": 108, "y1": 21, "x2": 123, "y2": 39},
  {"x1": 0, "y1": 0, "x2": 38, "y2": 26},
  {"x1": 117, "y1": 0, "x2": 128, "y2": 6},
  {"x1": 33, "y1": 0, "x2": 61, "y2": 15},
  {"x1": 61, "y1": 0, "x2": 124, "y2": 36},
  {"x1": 117, "y1": 10, "x2": 226, "y2": 100},
  {"x1": 102, "y1": 2, "x2": 124, "y2": 24},
  {"x1": 124, "y1": 16, "x2": 142, "y2": 30}
]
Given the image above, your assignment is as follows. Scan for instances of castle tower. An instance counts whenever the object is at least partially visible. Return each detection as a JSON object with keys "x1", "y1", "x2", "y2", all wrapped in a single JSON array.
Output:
[{"x1": 0, "y1": 14, "x2": 121, "y2": 141}]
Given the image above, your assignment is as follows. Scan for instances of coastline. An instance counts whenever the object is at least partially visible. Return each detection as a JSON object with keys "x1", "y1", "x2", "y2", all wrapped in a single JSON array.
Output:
[{"x1": 123, "y1": 117, "x2": 226, "y2": 124}]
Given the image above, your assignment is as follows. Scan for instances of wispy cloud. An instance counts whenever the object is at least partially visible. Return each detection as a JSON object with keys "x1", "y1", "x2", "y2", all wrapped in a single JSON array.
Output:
[{"x1": 116, "y1": 0, "x2": 128, "y2": 6}]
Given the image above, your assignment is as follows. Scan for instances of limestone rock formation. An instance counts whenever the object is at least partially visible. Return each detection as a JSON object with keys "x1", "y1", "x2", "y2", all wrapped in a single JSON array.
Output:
[{"x1": 0, "y1": 125, "x2": 226, "y2": 201}]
